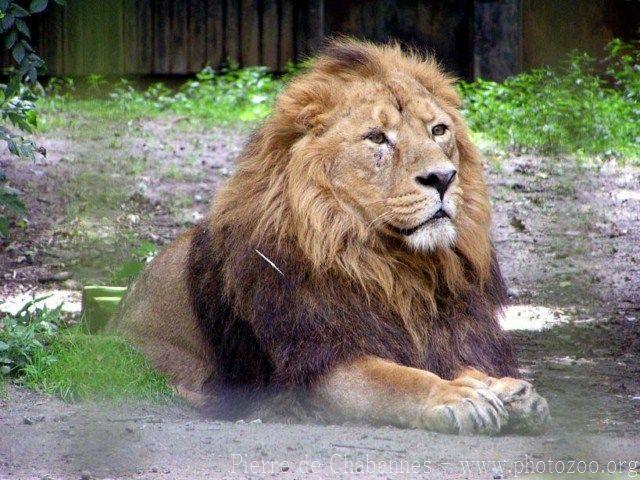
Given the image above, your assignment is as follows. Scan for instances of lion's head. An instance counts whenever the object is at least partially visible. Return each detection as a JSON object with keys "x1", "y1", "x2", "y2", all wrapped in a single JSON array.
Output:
[{"x1": 215, "y1": 38, "x2": 493, "y2": 305}]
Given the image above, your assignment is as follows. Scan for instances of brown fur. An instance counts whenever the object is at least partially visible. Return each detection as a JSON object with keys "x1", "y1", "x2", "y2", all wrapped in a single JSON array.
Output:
[{"x1": 110, "y1": 39, "x2": 550, "y2": 433}]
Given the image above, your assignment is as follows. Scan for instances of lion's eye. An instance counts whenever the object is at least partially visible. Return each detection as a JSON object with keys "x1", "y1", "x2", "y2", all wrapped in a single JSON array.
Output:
[
  {"x1": 432, "y1": 124, "x2": 448, "y2": 136},
  {"x1": 365, "y1": 130, "x2": 388, "y2": 144}
]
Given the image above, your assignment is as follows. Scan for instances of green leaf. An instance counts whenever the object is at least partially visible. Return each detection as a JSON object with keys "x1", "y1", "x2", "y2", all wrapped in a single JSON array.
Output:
[
  {"x1": 0, "y1": 216, "x2": 9, "y2": 237},
  {"x1": 0, "y1": 340, "x2": 9, "y2": 351},
  {"x1": 30, "y1": 0, "x2": 48, "y2": 13},
  {"x1": 12, "y1": 42, "x2": 25, "y2": 63},
  {"x1": 0, "y1": 186, "x2": 27, "y2": 216},
  {"x1": 15, "y1": 18, "x2": 29, "y2": 37},
  {"x1": 53, "y1": 0, "x2": 65, "y2": 5},
  {"x1": 5, "y1": 74, "x2": 20, "y2": 97},
  {"x1": 4, "y1": 29, "x2": 16, "y2": 48},
  {"x1": 10, "y1": 4, "x2": 30, "y2": 17},
  {"x1": 0, "y1": 13, "x2": 14, "y2": 30},
  {"x1": 113, "y1": 260, "x2": 145, "y2": 283}
]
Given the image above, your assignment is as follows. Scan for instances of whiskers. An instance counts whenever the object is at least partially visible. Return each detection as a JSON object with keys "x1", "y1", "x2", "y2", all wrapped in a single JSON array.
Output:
[{"x1": 367, "y1": 210, "x2": 394, "y2": 229}]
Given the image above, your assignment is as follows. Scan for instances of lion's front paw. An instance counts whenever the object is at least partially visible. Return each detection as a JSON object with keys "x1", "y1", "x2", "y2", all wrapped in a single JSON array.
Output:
[
  {"x1": 487, "y1": 377, "x2": 550, "y2": 434},
  {"x1": 421, "y1": 377, "x2": 508, "y2": 435}
]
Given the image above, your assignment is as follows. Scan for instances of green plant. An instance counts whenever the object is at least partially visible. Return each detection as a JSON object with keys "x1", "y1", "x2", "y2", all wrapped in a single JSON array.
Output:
[
  {"x1": 111, "y1": 240, "x2": 157, "y2": 284},
  {"x1": 0, "y1": 295, "x2": 62, "y2": 378},
  {"x1": 1, "y1": 0, "x2": 65, "y2": 236},
  {"x1": 23, "y1": 332, "x2": 173, "y2": 402},
  {"x1": 107, "y1": 64, "x2": 286, "y2": 123},
  {"x1": 458, "y1": 40, "x2": 640, "y2": 162},
  {"x1": 0, "y1": 295, "x2": 173, "y2": 402}
]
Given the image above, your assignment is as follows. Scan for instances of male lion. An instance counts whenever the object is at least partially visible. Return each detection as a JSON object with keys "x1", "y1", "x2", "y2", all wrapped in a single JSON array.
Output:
[{"x1": 110, "y1": 39, "x2": 549, "y2": 435}]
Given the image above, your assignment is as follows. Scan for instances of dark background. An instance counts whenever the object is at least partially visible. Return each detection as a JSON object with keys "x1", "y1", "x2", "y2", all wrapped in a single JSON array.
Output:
[{"x1": 4, "y1": 0, "x2": 640, "y2": 81}]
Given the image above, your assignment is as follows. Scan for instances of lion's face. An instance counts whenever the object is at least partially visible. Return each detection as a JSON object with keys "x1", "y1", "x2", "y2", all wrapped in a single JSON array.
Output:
[{"x1": 321, "y1": 76, "x2": 461, "y2": 251}]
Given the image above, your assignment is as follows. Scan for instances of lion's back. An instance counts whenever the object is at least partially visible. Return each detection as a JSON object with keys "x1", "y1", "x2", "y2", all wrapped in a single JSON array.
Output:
[{"x1": 108, "y1": 229, "x2": 214, "y2": 399}]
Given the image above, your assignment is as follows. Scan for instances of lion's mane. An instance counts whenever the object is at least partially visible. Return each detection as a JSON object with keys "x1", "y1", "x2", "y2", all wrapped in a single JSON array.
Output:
[{"x1": 187, "y1": 39, "x2": 517, "y2": 418}]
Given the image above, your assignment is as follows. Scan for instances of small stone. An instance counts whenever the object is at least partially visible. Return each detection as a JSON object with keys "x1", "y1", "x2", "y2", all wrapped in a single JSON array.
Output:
[
  {"x1": 41, "y1": 475, "x2": 53, "y2": 480},
  {"x1": 507, "y1": 287, "x2": 521, "y2": 299},
  {"x1": 125, "y1": 426, "x2": 135, "y2": 433},
  {"x1": 23, "y1": 417, "x2": 34, "y2": 425},
  {"x1": 80, "y1": 471, "x2": 92, "y2": 480},
  {"x1": 249, "y1": 418, "x2": 262, "y2": 424}
]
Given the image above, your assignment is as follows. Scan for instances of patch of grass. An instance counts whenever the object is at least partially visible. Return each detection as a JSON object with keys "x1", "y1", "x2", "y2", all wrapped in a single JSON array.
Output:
[
  {"x1": 1, "y1": 297, "x2": 173, "y2": 403},
  {"x1": 23, "y1": 332, "x2": 173, "y2": 403},
  {"x1": 40, "y1": 64, "x2": 298, "y2": 127},
  {"x1": 459, "y1": 39, "x2": 640, "y2": 163}
]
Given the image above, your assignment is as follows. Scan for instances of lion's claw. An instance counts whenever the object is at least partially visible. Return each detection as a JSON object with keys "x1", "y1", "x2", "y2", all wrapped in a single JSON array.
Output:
[
  {"x1": 422, "y1": 378, "x2": 508, "y2": 435},
  {"x1": 487, "y1": 377, "x2": 551, "y2": 434}
]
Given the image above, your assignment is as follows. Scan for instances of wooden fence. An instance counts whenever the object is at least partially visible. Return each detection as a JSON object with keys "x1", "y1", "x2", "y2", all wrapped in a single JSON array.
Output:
[
  {"x1": 5, "y1": 0, "x2": 639, "y2": 80},
  {"x1": 30, "y1": 0, "x2": 323, "y2": 75}
]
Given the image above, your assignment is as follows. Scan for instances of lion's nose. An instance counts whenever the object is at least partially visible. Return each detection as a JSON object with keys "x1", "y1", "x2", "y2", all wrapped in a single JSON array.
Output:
[{"x1": 415, "y1": 169, "x2": 457, "y2": 199}]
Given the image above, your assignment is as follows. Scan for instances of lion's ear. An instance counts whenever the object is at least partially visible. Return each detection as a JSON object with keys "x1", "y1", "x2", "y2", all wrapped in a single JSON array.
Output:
[{"x1": 297, "y1": 103, "x2": 331, "y2": 134}]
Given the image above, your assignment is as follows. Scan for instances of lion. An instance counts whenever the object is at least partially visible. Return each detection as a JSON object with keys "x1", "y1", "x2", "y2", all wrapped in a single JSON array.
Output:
[{"x1": 109, "y1": 39, "x2": 550, "y2": 435}]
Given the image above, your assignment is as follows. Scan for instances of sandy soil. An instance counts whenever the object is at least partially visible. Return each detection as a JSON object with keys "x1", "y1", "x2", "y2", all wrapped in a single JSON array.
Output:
[{"x1": 1, "y1": 117, "x2": 639, "y2": 479}]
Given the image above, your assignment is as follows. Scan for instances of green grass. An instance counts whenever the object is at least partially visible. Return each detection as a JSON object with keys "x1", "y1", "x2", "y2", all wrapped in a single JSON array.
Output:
[
  {"x1": 23, "y1": 331, "x2": 173, "y2": 403},
  {"x1": 1, "y1": 301, "x2": 173, "y2": 404},
  {"x1": 39, "y1": 64, "x2": 293, "y2": 127},
  {"x1": 458, "y1": 39, "x2": 640, "y2": 163}
]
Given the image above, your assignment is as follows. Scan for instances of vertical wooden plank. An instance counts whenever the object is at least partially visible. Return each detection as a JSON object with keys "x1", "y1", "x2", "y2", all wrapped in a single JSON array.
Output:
[
  {"x1": 305, "y1": 0, "x2": 324, "y2": 56},
  {"x1": 472, "y1": 0, "x2": 523, "y2": 81},
  {"x1": 82, "y1": 0, "x2": 103, "y2": 74},
  {"x1": 106, "y1": 0, "x2": 125, "y2": 74},
  {"x1": 294, "y1": 0, "x2": 324, "y2": 60},
  {"x1": 241, "y1": 0, "x2": 260, "y2": 66},
  {"x1": 205, "y1": 0, "x2": 224, "y2": 69},
  {"x1": 52, "y1": 3, "x2": 65, "y2": 74},
  {"x1": 137, "y1": 0, "x2": 153, "y2": 74},
  {"x1": 122, "y1": 0, "x2": 136, "y2": 74},
  {"x1": 169, "y1": 0, "x2": 189, "y2": 73},
  {"x1": 261, "y1": 0, "x2": 279, "y2": 70},
  {"x1": 225, "y1": 0, "x2": 241, "y2": 66},
  {"x1": 153, "y1": 0, "x2": 169, "y2": 73},
  {"x1": 63, "y1": 0, "x2": 84, "y2": 74},
  {"x1": 188, "y1": 0, "x2": 207, "y2": 72},
  {"x1": 279, "y1": 0, "x2": 294, "y2": 69}
]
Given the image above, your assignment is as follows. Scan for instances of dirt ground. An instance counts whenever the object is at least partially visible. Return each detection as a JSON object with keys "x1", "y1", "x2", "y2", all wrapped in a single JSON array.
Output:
[{"x1": 1, "y1": 115, "x2": 639, "y2": 479}]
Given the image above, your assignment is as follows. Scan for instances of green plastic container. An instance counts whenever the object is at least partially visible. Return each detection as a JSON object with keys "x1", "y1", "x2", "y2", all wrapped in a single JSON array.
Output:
[{"x1": 82, "y1": 286, "x2": 127, "y2": 333}]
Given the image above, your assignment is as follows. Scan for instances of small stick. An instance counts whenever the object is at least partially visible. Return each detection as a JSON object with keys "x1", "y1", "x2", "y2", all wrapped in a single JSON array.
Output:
[{"x1": 254, "y1": 249, "x2": 284, "y2": 276}]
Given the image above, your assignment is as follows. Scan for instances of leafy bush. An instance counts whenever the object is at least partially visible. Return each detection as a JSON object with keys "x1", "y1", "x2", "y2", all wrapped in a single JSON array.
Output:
[
  {"x1": 0, "y1": 296, "x2": 62, "y2": 378},
  {"x1": 1, "y1": 0, "x2": 64, "y2": 237},
  {"x1": 0, "y1": 80, "x2": 40, "y2": 236},
  {"x1": 107, "y1": 64, "x2": 291, "y2": 123},
  {"x1": 458, "y1": 40, "x2": 640, "y2": 161}
]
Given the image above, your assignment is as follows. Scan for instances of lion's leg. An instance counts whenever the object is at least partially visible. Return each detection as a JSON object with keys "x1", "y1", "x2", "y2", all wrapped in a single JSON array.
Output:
[
  {"x1": 454, "y1": 367, "x2": 550, "y2": 434},
  {"x1": 313, "y1": 356, "x2": 508, "y2": 435}
]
